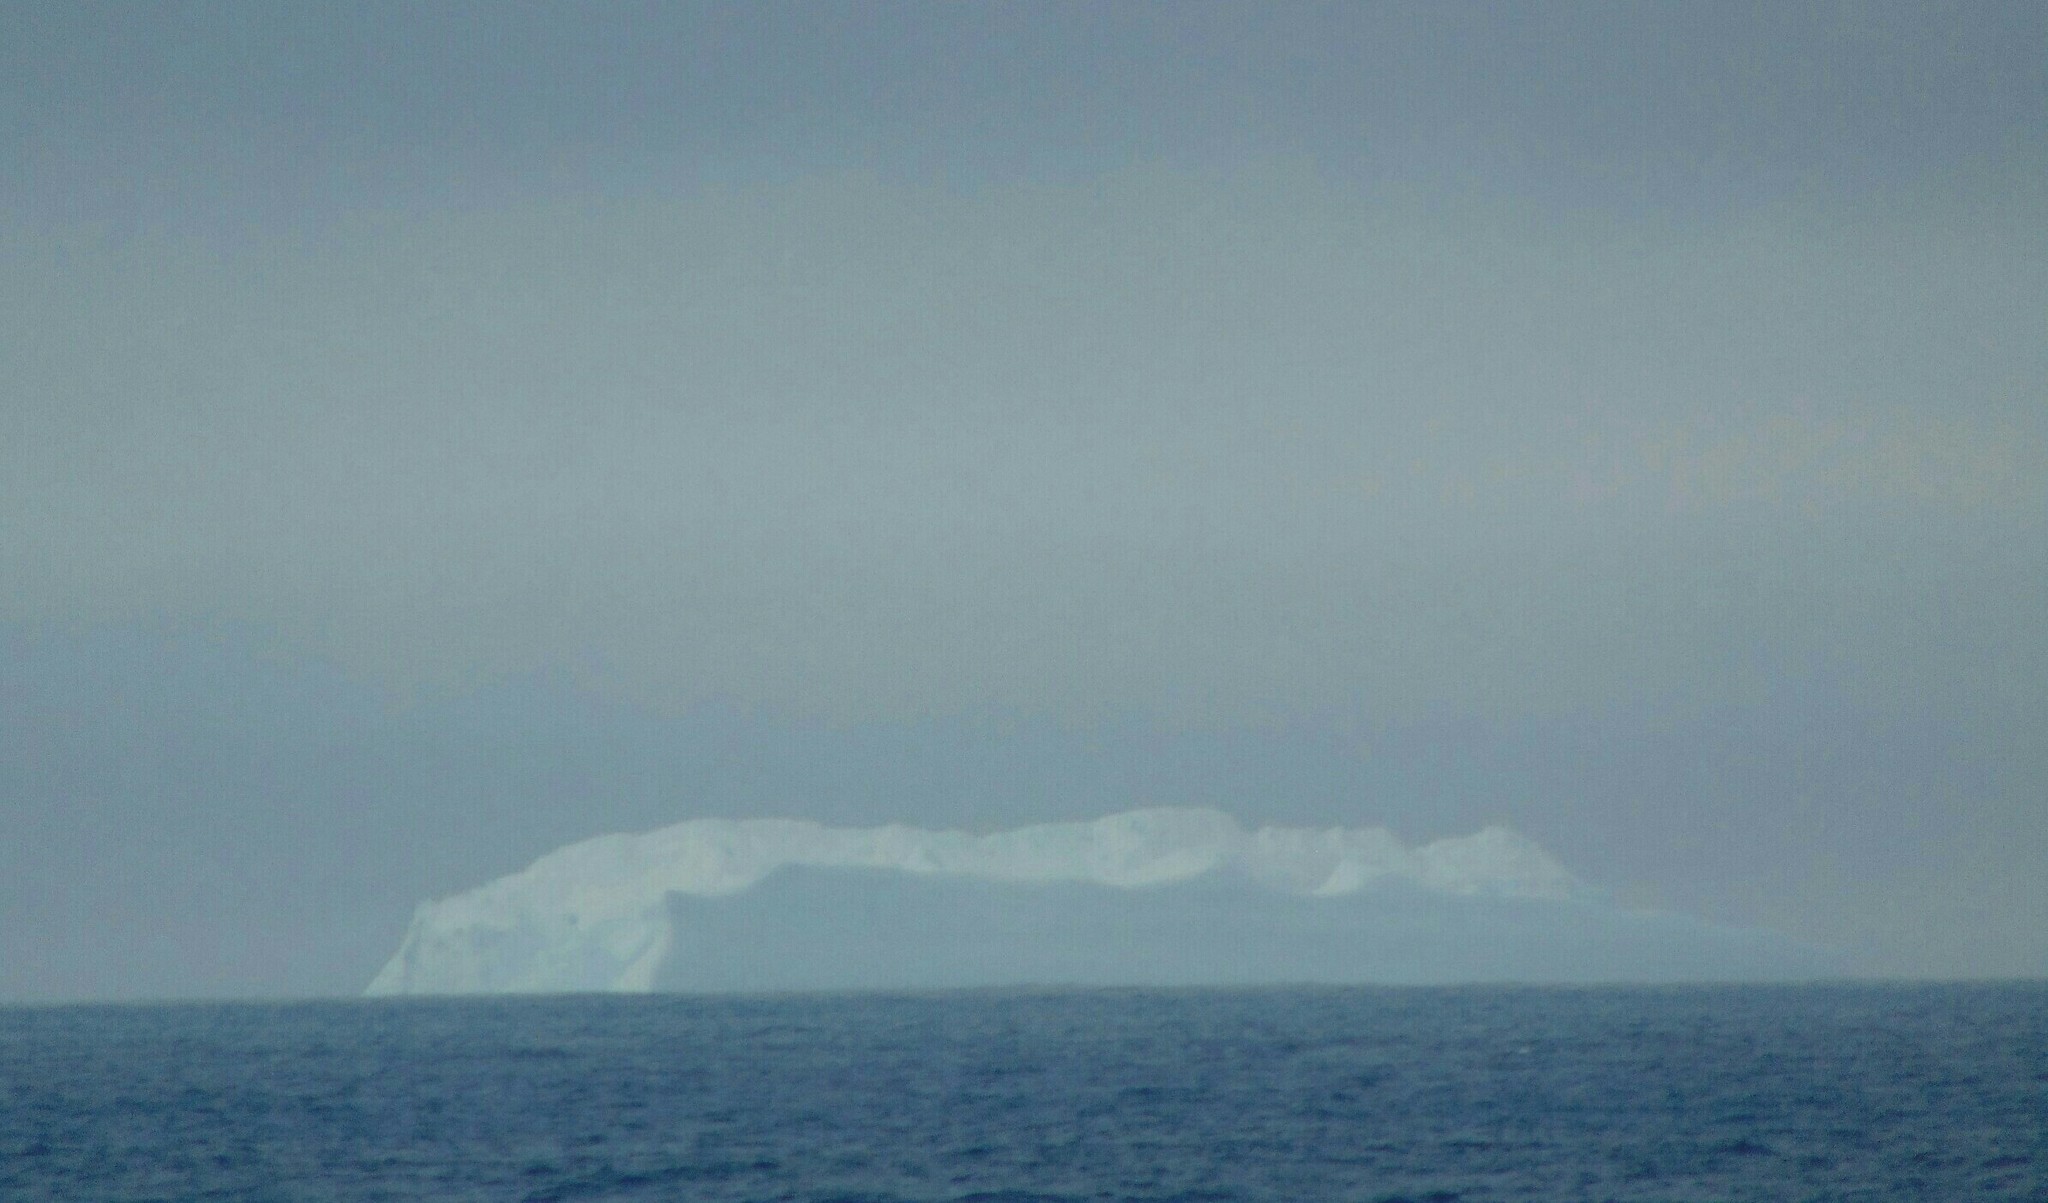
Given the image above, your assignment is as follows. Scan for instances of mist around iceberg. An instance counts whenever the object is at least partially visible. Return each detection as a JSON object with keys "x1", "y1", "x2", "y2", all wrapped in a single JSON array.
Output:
[{"x1": 368, "y1": 809, "x2": 1836, "y2": 995}]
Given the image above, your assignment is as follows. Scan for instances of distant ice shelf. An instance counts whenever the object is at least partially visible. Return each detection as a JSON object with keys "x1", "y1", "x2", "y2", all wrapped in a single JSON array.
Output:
[{"x1": 366, "y1": 808, "x2": 1832, "y2": 995}]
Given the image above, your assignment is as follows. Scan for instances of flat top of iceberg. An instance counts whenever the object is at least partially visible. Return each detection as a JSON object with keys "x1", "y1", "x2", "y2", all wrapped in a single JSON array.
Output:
[
  {"x1": 368, "y1": 809, "x2": 1846, "y2": 996},
  {"x1": 367, "y1": 808, "x2": 1590, "y2": 995},
  {"x1": 451, "y1": 806, "x2": 1580, "y2": 917}
]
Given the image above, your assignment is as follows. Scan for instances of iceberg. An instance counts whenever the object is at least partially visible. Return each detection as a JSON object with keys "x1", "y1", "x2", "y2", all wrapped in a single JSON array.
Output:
[{"x1": 366, "y1": 808, "x2": 1828, "y2": 995}]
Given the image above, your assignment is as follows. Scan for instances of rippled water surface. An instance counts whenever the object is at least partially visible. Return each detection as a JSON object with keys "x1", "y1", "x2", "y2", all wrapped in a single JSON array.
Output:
[{"x1": 3, "y1": 983, "x2": 2044, "y2": 1201}]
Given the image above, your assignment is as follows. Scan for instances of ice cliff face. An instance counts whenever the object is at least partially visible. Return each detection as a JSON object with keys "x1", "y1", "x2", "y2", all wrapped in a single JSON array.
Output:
[{"x1": 366, "y1": 809, "x2": 1588, "y2": 995}]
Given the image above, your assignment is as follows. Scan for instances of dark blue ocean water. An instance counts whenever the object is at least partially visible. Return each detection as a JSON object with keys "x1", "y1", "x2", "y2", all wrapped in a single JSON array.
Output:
[{"x1": 2, "y1": 984, "x2": 2043, "y2": 1202}]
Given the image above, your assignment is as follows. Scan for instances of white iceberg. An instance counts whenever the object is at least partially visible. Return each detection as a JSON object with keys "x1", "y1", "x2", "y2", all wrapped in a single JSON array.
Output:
[{"x1": 367, "y1": 808, "x2": 1822, "y2": 995}]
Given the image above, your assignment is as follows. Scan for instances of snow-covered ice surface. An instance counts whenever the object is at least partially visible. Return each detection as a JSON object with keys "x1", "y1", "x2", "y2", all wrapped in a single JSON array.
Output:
[{"x1": 366, "y1": 809, "x2": 1824, "y2": 995}]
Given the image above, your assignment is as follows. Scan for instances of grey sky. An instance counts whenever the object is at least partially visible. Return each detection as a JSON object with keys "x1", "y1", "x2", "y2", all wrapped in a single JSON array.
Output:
[{"x1": 3, "y1": 2, "x2": 2044, "y2": 1000}]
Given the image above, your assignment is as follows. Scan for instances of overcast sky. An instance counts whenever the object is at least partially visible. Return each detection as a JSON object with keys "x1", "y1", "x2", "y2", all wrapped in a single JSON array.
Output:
[{"x1": 3, "y1": 1, "x2": 2044, "y2": 1000}]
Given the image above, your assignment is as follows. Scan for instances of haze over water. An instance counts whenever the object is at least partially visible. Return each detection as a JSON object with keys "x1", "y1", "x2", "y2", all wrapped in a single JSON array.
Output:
[{"x1": 3, "y1": 3, "x2": 2046, "y2": 1001}]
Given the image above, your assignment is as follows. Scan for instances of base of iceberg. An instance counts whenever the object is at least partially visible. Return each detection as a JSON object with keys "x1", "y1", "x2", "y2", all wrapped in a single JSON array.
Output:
[{"x1": 652, "y1": 868, "x2": 1825, "y2": 992}]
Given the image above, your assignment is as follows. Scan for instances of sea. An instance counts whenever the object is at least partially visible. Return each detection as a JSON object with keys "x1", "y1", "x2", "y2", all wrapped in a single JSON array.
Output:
[{"x1": 2, "y1": 983, "x2": 2042, "y2": 1202}]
